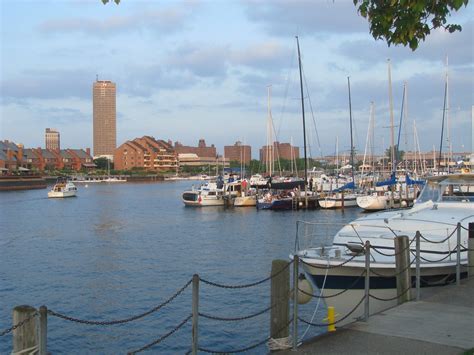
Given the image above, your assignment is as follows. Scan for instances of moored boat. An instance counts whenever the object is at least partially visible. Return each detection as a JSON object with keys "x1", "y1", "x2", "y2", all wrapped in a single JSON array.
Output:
[
  {"x1": 293, "y1": 173, "x2": 473, "y2": 324},
  {"x1": 48, "y1": 179, "x2": 77, "y2": 198}
]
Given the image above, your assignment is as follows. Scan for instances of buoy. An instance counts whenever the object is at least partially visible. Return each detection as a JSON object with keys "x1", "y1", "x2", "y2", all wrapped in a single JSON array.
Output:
[
  {"x1": 296, "y1": 273, "x2": 313, "y2": 304},
  {"x1": 401, "y1": 200, "x2": 407, "y2": 207}
]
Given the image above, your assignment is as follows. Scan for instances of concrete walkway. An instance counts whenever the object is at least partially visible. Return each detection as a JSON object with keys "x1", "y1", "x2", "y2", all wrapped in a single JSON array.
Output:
[{"x1": 280, "y1": 277, "x2": 474, "y2": 354}]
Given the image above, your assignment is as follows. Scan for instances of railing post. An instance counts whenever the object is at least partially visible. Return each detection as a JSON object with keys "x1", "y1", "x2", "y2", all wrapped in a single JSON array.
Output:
[
  {"x1": 469, "y1": 222, "x2": 474, "y2": 278},
  {"x1": 12, "y1": 305, "x2": 37, "y2": 354},
  {"x1": 415, "y1": 231, "x2": 421, "y2": 301},
  {"x1": 292, "y1": 255, "x2": 299, "y2": 350},
  {"x1": 456, "y1": 223, "x2": 461, "y2": 286},
  {"x1": 270, "y1": 260, "x2": 290, "y2": 341},
  {"x1": 364, "y1": 240, "x2": 370, "y2": 322},
  {"x1": 192, "y1": 274, "x2": 199, "y2": 355},
  {"x1": 39, "y1": 306, "x2": 47, "y2": 355},
  {"x1": 395, "y1": 235, "x2": 411, "y2": 304}
]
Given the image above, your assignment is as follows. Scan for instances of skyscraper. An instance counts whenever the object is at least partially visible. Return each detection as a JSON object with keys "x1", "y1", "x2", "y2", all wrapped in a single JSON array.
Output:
[
  {"x1": 93, "y1": 80, "x2": 116, "y2": 157},
  {"x1": 45, "y1": 128, "x2": 60, "y2": 151}
]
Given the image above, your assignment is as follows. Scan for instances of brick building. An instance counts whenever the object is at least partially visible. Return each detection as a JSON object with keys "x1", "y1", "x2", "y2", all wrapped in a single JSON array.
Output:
[
  {"x1": 224, "y1": 141, "x2": 251, "y2": 164},
  {"x1": 259, "y1": 142, "x2": 299, "y2": 164},
  {"x1": 174, "y1": 139, "x2": 217, "y2": 159},
  {"x1": 114, "y1": 136, "x2": 178, "y2": 172}
]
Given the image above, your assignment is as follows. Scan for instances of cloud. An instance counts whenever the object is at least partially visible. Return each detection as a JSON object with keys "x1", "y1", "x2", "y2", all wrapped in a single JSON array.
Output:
[
  {"x1": 242, "y1": 0, "x2": 368, "y2": 37},
  {"x1": 37, "y1": 2, "x2": 198, "y2": 37},
  {"x1": 1, "y1": 69, "x2": 91, "y2": 101}
]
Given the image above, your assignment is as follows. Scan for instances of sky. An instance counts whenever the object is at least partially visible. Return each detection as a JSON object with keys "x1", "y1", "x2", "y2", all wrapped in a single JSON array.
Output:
[{"x1": 1, "y1": 0, "x2": 473, "y2": 159}]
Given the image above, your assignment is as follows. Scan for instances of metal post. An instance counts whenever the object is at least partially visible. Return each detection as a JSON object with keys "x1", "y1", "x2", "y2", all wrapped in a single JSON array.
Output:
[
  {"x1": 469, "y1": 222, "x2": 474, "y2": 278},
  {"x1": 192, "y1": 274, "x2": 199, "y2": 355},
  {"x1": 364, "y1": 240, "x2": 370, "y2": 321},
  {"x1": 456, "y1": 223, "x2": 461, "y2": 286},
  {"x1": 415, "y1": 231, "x2": 421, "y2": 301},
  {"x1": 39, "y1": 306, "x2": 47, "y2": 355},
  {"x1": 292, "y1": 255, "x2": 299, "y2": 350}
]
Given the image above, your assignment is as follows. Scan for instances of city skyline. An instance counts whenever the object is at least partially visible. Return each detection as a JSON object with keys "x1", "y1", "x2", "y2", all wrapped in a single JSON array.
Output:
[{"x1": 1, "y1": 1, "x2": 472, "y2": 159}]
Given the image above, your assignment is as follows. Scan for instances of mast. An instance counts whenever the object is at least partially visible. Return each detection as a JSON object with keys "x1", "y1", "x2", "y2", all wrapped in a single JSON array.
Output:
[
  {"x1": 266, "y1": 85, "x2": 274, "y2": 176},
  {"x1": 296, "y1": 36, "x2": 308, "y2": 186},
  {"x1": 396, "y1": 83, "x2": 406, "y2": 171},
  {"x1": 388, "y1": 59, "x2": 395, "y2": 174},
  {"x1": 439, "y1": 67, "x2": 448, "y2": 171},
  {"x1": 347, "y1": 76, "x2": 355, "y2": 186}
]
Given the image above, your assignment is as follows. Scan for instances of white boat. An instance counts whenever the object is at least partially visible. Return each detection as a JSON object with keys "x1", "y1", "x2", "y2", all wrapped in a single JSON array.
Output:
[
  {"x1": 234, "y1": 194, "x2": 257, "y2": 207},
  {"x1": 319, "y1": 192, "x2": 358, "y2": 209},
  {"x1": 182, "y1": 181, "x2": 225, "y2": 206},
  {"x1": 356, "y1": 191, "x2": 401, "y2": 211},
  {"x1": 48, "y1": 179, "x2": 77, "y2": 198},
  {"x1": 294, "y1": 174, "x2": 473, "y2": 324}
]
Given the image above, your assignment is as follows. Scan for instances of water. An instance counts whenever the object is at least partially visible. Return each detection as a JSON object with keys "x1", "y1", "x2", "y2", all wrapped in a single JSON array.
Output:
[{"x1": 0, "y1": 181, "x2": 363, "y2": 354}]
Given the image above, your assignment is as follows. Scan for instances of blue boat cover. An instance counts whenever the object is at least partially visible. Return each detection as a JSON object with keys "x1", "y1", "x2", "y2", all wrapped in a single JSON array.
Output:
[
  {"x1": 376, "y1": 173, "x2": 397, "y2": 187},
  {"x1": 333, "y1": 181, "x2": 355, "y2": 192},
  {"x1": 406, "y1": 174, "x2": 425, "y2": 185}
]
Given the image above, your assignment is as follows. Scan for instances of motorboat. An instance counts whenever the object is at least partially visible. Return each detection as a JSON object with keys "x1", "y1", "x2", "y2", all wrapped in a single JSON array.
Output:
[
  {"x1": 356, "y1": 190, "x2": 402, "y2": 211},
  {"x1": 182, "y1": 181, "x2": 225, "y2": 207},
  {"x1": 249, "y1": 174, "x2": 268, "y2": 188},
  {"x1": 293, "y1": 174, "x2": 473, "y2": 324},
  {"x1": 48, "y1": 179, "x2": 77, "y2": 198}
]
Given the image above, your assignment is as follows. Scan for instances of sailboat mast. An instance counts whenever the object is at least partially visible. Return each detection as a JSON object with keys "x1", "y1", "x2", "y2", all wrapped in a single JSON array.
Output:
[
  {"x1": 439, "y1": 71, "x2": 448, "y2": 171},
  {"x1": 347, "y1": 76, "x2": 355, "y2": 185},
  {"x1": 296, "y1": 36, "x2": 308, "y2": 186},
  {"x1": 388, "y1": 59, "x2": 395, "y2": 174}
]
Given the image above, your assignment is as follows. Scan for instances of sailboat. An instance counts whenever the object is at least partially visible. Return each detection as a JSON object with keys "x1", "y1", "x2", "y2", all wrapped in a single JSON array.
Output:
[{"x1": 319, "y1": 77, "x2": 358, "y2": 209}]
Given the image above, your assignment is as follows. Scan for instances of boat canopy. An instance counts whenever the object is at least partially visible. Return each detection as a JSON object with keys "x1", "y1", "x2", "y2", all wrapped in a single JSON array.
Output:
[
  {"x1": 375, "y1": 173, "x2": 396, "y2": 187},
  {"x1": 406, "y1": 174, "x2": 425, "y2": 186},
  {"x1": 333, "y1": 181, "x2": 355, "y2": 192}
]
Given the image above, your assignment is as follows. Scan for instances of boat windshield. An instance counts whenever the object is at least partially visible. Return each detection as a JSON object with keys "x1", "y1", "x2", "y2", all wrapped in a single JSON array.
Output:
[{"x1": 416, "y1": 176, "x2": 474, "y2": 203}]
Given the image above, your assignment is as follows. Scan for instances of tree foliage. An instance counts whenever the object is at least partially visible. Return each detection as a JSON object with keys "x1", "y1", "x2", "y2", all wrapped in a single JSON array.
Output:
[
  {"x1": 353, "y1": 0, "x2": 469, "y2": 50},
  {"x1": 385, "y1": 145, "x2": 405, "y2": 163}
]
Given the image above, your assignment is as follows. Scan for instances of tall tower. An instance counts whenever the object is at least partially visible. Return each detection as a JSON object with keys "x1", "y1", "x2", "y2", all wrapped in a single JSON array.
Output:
[
  {"x1": 45, "y1": 128, "x2": 60, "y2": 151},
  {"x1": 93, "y1": 80, "x2": 116, "y2": 157}
]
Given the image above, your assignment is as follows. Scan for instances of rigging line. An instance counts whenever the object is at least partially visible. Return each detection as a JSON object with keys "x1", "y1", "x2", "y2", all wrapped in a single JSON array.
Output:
[{"x1": 301, "y1": 62, "x2": 323, "y2": 159}]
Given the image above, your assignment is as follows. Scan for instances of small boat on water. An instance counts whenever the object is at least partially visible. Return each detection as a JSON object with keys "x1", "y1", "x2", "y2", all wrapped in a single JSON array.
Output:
[
  {"x1": 182, "y1": 181, "x2": 225, "y2": 206},
  {"x1": 48, "y1": 179, "x2": 77, "y2": 198},
  {"x1": 319, "y1": 192, "x2": 358, "y2": 209},
  {"x1": 293, "y1": 173, "x2": 473, "y2": 324}
]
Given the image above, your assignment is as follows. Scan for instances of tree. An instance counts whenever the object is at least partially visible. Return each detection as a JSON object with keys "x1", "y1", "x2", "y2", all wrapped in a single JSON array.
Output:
[
  {"x1": 353, "y1": 0, "x2": 469, "y2": 50},
  {"x1": 385, "y1": 145, "x2": 405, "y2": 164}
]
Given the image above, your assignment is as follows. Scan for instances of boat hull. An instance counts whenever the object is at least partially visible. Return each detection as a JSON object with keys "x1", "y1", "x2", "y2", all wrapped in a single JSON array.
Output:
[
  {"x1": 48, "y1": 190, "x2": 77, "y2": 198},
  {"x1": 234, "y1": 196, "x2": 256, "y2": 207},
  {"x1": 319, "y1": 196, "x2": 358, "y2": 209},
  {"x1": 182, "y1": 191, "x2": 225, "y2": 207}
]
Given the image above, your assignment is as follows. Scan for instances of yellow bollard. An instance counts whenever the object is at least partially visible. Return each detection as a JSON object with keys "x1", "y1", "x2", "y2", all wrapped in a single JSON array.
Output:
[{"x1": 327, "y1": 306, "x2": 336, "y2": 332}]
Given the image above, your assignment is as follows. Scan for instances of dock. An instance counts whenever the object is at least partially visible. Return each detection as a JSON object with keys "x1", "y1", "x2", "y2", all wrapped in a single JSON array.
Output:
[{"x1": 280, "y1": 276, "x2": 474, "y2": 354}]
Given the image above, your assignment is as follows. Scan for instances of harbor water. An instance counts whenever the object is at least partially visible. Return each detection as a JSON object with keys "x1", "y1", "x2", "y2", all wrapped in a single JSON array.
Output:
[{"x1": 0, "y1": 181, "x2": 363, "y2": 354}]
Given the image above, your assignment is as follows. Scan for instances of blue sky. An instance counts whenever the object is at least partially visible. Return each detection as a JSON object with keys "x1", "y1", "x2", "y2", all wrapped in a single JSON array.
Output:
[{"x1": 1, "y1": 0, "x2": 473, "y2": 159}]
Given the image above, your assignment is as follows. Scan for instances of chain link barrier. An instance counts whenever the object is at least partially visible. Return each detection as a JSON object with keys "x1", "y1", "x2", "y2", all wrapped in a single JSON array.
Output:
[
  {"x1": 418, "y1": 226, "x2": 458, "y2": 244},
  {"x1": 300, "y1": 253, "x2": 358, "y2": 270},
  {"x1": 297, "y1": 269, "x2": 366, "y2": 299},
  {"x1": 369, "y1": 258, "x2": 416, "y2": 278},
  {"x1": 298, "y1": 294, "x2": 366, "y2": 327},
  {"x1": 369, "y1": 285, "x2": 411, "y2": 301},
  {"x1": 200, "y1": 259, "x2": 293, "y2": 289},
  {"x1": 409, "y1": 249, "x2": 457, "y2": 263},
  {"x1": 198, "y1": 319, "x2": 293, "y2": 354},
  {"x1": 126, "y1": 314, "x2": 192, "y2": 354},
  {"x1": 199, "y1": 304, "x2": 272, "y2": 322},
  {"x1": 0, "y1": 312, "x2": 38, "y2": 337},
  {"x1": 371, "y1": 236, "x2": 416, "y2": 257},
  {"x1": 48, "y1": 278, "x2": 192, "y2": 326}
]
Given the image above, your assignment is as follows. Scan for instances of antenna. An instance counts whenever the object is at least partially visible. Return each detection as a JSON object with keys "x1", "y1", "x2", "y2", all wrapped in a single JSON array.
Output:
[{"x1": 96, "y1": 74, "x2": 99, "y2": 82}]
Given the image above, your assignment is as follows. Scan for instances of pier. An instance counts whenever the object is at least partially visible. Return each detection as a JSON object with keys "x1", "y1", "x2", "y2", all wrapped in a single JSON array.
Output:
[{"x1": 280, "y1": 276, "x2": 474, "y2": 354}]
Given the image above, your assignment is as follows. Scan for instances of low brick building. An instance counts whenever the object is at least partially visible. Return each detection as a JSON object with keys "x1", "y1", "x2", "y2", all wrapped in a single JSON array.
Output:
[
  {"x1": 260, "y1": 142, "x2": 299, "y2": 164},
  {"x1": 114, "y1": 136, "x2": 178, "y2": 172},
  {"x1": 224, "y1": 141, "x2": 251, "y2": 164}
]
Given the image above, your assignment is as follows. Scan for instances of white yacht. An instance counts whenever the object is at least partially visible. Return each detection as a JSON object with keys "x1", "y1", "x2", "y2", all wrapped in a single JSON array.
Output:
[
  {"x1": 182, "y1": 181, "x2": 226, "y2": 206},
  {"x1": 48, "y1": 179, "x2": 77, "y2": 198},
  {"x1": 319, "y1": 192, "x2": 359, "y2": 209},
  {"x1": 293, "y1": 174, "x2": 473, "y2": 323}
]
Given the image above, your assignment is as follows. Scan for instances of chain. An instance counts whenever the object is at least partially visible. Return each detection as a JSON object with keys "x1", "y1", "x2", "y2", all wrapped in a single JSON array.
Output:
[
  {"x1": 0, "y1": 312, "x2": 38, "y2": 337},
  {"x1": 410, "y1": 250, "x2": 456, "y2": 263},
  {"x1": 198, "y1": 319, "x2": 293, "y2": 354},
  {"x1": 127, "y1": 314, "x2": 192, "y2": 354},
  {"x1": 298, "y1": 294, "x2": 366, "y2": 327},
  {"x1": 369, "y1": 285, "x2": 411, "y2": 301},
  {"x1": 199, "y1": 304, "x2": 272, "y2": 322},
  {"x1": 48, "y1": 278, "x2": 192, "y2": 326},
  {"x1": 297, "y1": 269, "x2": 366, "y2": 299},
  {"x1": 300, "y1": 253, "x2": 358, "y2": 270},
  {"x1": 369, "y1": 258, "x2": 416, "y2": 277},
  {"x1": 418, "y1": 226, "x2": 458, "y2": 244},
  {"x1": 200, "y1": 259, "x2": 293, "y2": 289}
]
